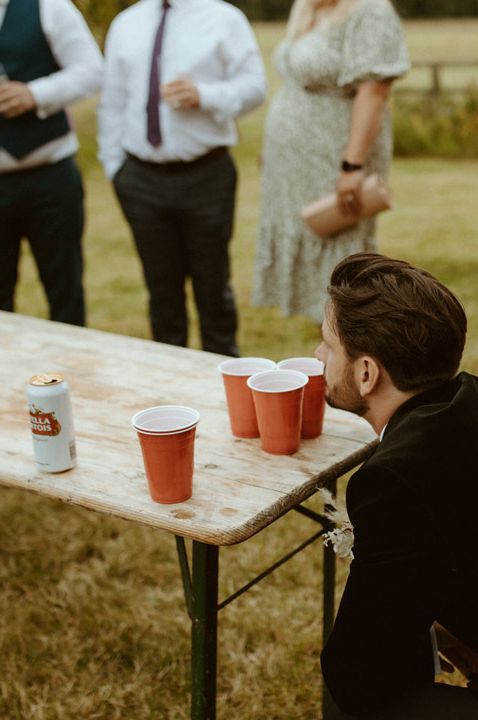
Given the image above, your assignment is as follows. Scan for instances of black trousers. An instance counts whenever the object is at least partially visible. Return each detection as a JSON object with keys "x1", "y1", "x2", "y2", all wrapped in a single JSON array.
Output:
[
  {"x1": 327, "y1": 682, "x2": 478, "y2": 720},
  {"x1": 113, "y1": 149, "x2": 239, "y2": 356},
  {"x1": 0, "y1": 157, "x2": 85, "y2": 326}
]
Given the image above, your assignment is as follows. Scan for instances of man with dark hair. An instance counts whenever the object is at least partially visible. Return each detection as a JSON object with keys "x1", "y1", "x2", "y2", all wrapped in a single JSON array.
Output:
[
  {"x1": 316, "y1": 253, "x2": 478, "y2": 718},
  {"x1": 0, "y1": 0, "x2": 103, "y2": 325}
]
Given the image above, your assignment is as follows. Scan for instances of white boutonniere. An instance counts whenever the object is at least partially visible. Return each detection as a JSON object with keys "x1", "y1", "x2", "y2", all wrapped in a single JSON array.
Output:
[{"x1": 319, "y1": 488, "x2": 355, "y2": 560}]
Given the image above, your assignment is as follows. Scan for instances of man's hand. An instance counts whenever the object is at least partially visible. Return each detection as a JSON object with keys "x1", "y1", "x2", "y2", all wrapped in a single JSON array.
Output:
[
  {"x1": 0, "y1": 81, "x2": 36, "y2": 118},
  {"x1": 336, "y1": 169, "x2": 364, "y2": 216},
  {"x1": 434, "y1": 622, "x2": 478, "y2": 678},
  {"x1": 161, "y1": 78, "x2": 200, "y2": 111}
]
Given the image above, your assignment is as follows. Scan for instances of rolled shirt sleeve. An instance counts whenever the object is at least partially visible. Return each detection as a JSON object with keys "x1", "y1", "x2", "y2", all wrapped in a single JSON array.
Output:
[
  {"x1": 28, "y1": 0, "x2": 103, "y2": 117},
  {"x1": 195, "y1": 8, "x2": 266, "y2": 123}
]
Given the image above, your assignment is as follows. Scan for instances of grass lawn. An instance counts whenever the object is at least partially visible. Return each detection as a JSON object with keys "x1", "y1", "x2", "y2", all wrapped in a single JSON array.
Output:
[{"x1": 2, "y1": 18, "x2": 477, "y2": 720}]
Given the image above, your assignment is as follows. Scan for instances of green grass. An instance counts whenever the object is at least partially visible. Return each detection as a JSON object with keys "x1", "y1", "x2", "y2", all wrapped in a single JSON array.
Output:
[{"x1": 3, "y1": 19, "x2": 477, "y2": 719}]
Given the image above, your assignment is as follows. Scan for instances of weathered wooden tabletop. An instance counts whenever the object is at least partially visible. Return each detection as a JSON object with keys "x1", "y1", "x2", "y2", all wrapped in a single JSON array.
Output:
[{"x1": 0, "y1": 311, "x2": 378, "y2": 545}]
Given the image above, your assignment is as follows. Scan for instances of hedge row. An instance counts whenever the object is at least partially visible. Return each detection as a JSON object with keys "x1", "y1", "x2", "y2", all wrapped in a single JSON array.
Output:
[
  {"x1": 74, "y1": 0, "x2": 478, "y2": 40},
  {"x1": 231, "y1": 1, "x2": 478, "y2": 21},
  {"x1": 393, "y1": 91, "x2": 478, "y2": 158}
]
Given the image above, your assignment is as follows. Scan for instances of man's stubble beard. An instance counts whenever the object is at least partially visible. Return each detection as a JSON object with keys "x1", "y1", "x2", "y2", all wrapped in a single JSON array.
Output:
[{"x1": 325, "y1": 363, "x2": 368, "y2": 417}]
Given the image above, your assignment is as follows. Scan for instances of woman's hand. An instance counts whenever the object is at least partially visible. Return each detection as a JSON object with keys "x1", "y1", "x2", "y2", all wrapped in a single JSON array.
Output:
[
  {"x1": 161, "y1": 78, "x2": 200, "y2": 111},
  {"x1": 338, "y1": 80, "x2": 392, "y2": 216},
  {"x1": 337, "y1": 169, "x2": 364, "y2": 216}
]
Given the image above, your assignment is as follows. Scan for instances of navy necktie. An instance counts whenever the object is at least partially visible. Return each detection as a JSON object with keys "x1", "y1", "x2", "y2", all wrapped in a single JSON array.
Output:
[{"x1": 146, "y1": 0, "x2": 170, "y2": 147}]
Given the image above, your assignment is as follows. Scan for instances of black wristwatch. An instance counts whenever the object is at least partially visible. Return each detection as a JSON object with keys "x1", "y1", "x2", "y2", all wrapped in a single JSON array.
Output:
[{"x1": 341, "y1": 160, "x2": 364, "y2": 172}]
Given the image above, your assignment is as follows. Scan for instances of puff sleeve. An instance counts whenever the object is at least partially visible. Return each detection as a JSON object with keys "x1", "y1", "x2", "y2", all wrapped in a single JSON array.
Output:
[{"x1": 338, "y1": 0, "x2": 410, "y2": 88}]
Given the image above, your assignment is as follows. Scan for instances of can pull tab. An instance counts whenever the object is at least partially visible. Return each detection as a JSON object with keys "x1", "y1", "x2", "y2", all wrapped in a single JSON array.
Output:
[{"x1": 29, "y1": 373, "x2": 64, "y2": 386}]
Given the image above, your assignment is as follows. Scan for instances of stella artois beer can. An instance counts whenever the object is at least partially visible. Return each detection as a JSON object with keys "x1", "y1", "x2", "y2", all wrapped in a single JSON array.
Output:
[{"x1": 27, "y1": 373, "x2": 77, "y2": 472}]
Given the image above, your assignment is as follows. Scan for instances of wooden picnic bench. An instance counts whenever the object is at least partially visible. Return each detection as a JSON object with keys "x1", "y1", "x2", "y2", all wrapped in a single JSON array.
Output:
[{"x1": 0, "y1": 311, "x2": 378, "y2": 719}]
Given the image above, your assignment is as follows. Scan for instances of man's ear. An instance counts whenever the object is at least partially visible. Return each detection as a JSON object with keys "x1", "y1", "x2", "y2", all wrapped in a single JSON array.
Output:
[{"x1": 355, "y1": 356, "x2": 381, "y2": 397}]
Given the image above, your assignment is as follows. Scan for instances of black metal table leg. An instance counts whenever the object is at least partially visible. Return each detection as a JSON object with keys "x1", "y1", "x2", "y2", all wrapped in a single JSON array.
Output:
[{"x1": 191, "y1": 541, "x2": 219, "y2": 720}]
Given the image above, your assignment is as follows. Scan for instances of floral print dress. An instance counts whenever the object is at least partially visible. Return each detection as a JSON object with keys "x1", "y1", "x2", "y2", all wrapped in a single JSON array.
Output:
[{"x1": 253, "y1": 0, "x2": 410, "y2": 323}]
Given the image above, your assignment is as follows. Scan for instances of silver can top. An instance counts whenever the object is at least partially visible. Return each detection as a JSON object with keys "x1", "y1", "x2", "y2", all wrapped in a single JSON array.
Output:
[{"x1": 29, "y1": 373, "x2": 64, "y2": 387}]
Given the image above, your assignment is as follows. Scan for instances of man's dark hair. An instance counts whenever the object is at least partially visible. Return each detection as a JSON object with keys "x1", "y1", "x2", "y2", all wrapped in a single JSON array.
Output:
[{"x1": 328, "y1": 253, "x2": 467, "y2": 392}]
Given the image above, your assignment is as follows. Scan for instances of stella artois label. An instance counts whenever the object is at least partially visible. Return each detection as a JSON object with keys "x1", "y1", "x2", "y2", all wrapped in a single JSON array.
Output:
[{"x1": 29, "y1": 404, "x2": 62, "y2": 437}]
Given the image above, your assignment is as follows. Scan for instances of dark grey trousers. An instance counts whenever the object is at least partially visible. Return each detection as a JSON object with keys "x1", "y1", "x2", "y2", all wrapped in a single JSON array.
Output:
[
  {"x1": 114, "y1": 149, "x2": 239, "y2": 356},
  {"x1": 0, "y1": 157, "x2": 85, "y2": 326}
]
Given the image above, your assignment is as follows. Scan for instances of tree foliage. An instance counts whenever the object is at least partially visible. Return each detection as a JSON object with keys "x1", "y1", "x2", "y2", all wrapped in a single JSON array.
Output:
[
  {"x1": 230, "y1": 0, "x2": 478, "y2": 20},
  {"x1": 394, "y1": 0, "x2": 478, "y2": 18},
  {"x1": 74, "y1": 0, "x2": 478, "y2": 40},
  {"x1": 73, "y1": 0, "x2": 133, "y2": 42}
]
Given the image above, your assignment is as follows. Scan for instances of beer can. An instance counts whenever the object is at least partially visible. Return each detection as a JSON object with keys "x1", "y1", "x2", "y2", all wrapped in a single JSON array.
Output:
[{"x1": 27, "y1": 373, "x2": 77, "y2": 472}]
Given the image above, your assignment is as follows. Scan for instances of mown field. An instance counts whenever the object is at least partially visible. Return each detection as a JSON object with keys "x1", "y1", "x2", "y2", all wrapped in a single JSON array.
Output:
[{"x1": 2, "y1": 18, "x2": 477, "y2": 720}]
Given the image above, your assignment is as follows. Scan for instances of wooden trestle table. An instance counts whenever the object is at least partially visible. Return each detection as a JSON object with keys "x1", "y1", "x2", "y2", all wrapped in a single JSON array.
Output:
[{"x1": 0, "y1": 311, "x2": 378, "y2": 719}]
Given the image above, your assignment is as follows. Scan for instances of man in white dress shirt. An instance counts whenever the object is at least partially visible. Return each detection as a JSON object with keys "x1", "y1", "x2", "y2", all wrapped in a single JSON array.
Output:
[
  {"x1": 98, "y1": 0, "x2": 266, "y2": 356},
  {"x1": 0, "y1": 0, "x2": 103, "y2": 326}
]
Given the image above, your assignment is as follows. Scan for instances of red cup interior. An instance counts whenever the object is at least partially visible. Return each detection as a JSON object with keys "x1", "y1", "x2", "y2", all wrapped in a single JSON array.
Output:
[{"x1": 132, "y1": 405, "x2": 199, "y2": 434}]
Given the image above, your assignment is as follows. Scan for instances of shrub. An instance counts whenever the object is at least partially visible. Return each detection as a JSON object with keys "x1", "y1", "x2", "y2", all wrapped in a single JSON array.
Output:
[{"x1": 393, "y1": 89, "x2": 478, "y2": 157}]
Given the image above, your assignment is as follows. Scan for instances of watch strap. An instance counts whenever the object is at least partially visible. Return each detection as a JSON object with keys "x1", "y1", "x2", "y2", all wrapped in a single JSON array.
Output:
[{"x1": 342, "y1": 160, "x2": 364, "y2": 172}]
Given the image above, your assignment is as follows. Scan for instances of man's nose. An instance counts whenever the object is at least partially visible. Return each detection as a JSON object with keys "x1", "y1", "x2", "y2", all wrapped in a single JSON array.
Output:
[{"x1": 314, "y1": 343, "x2": 326, "y2": 362}]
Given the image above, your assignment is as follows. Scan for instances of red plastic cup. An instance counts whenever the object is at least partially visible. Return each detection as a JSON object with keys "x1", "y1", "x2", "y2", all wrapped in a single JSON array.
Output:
[
  {"x1": 277, "y1": 358, "x2": 325, "y2": 439},
  {"x1": 218, "y1": 357, "x2": 276, "y2": 438},
  {"x1": 131, "y1": 406, "x2": 200, "y2": 504},
  {"x1": 247, "y1": 369, "x2": 308, "y2": 455}
]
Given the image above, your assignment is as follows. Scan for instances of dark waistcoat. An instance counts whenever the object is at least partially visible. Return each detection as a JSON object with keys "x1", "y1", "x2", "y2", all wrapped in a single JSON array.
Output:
[{"x1": 0, "y1": 0, "x2": 70, "y2": 159}]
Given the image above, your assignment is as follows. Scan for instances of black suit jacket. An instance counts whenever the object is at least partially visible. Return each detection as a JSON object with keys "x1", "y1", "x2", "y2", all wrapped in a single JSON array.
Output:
[{"x1": 321, "y1": 372, "x2": 478, "y2": 715}]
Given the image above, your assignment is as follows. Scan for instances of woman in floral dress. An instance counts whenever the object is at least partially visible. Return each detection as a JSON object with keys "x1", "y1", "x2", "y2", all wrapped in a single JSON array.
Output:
[{"x1": 253, "y1": 0, "x2": 410, "y2": 324}]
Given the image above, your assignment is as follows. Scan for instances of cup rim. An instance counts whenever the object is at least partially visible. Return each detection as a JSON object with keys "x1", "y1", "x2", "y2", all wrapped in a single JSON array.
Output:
[
  {"x1": 277, "y1": 357, "x2": 324, "y2": 376},
  {"x1": 246, "y1": 368, "x2": 309, "y2": 393},
  {"x1": 131, "y1": 405, "x2": 200, "y2": 434},
  {"x1": 217, "y1": 357, "x2": 276, "y2": 377},
  {"x1": 135, "y1": 424, "x2": 198, "y2": 437}
]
